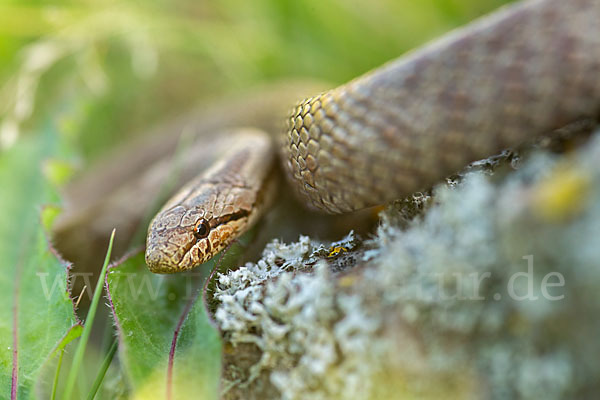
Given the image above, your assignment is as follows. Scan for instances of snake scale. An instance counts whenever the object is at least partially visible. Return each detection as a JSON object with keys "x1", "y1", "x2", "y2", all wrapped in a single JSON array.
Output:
[{"x1": 141, "y1": 0, "x2": 600, "y2": 272}]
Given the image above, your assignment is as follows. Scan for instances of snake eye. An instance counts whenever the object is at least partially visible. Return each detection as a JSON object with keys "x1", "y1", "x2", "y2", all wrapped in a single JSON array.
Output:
[{"x1": 194, "y1": 219, "x2": 210, "y2": 239}]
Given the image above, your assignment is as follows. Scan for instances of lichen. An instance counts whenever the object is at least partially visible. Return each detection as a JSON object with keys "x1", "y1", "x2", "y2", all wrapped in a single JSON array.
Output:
[{"x1": 215, "y1": 129, "x2": 600, "y2": 399}]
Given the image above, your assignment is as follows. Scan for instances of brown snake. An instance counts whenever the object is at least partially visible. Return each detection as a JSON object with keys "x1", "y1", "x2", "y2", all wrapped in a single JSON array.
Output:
[{"x1": 141, "y1": 0, "x2": 600, "y2": 273}]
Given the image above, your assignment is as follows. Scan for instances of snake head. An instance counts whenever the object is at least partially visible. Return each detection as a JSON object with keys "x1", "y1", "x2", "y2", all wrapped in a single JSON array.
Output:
[
  {"x1": 145, "y1": 129, "x2": 276, "y2": 273},
  {"x1": 145, "y1": 186, "x2": 255, "y2": 273}
]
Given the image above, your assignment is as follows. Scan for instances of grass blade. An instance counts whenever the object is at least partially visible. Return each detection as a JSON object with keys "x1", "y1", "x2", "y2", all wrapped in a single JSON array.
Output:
[
  {"x1": 85, "y1": 339, "x2": 118, "y2": 400},
  {"x1": 50, "y1": 349, "x2": 65, "y2": 400},
  {"x1": 62, "y1": 229, "x2": 116, "y2": 400}
]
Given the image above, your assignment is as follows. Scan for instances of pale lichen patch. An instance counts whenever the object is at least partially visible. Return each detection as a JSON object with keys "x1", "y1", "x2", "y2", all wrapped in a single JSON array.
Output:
[{"x1": 216, "y1": 129, "x2": 600, "y2": 400}]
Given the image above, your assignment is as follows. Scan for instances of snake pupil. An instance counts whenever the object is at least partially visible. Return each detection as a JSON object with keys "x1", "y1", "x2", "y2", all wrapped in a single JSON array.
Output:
[{"x1": 194, "y1": 219, "x2": 210, "y2": 239}]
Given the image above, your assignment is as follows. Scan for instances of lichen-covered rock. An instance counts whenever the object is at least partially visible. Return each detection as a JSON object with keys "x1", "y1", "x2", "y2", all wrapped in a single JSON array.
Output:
[{"x1": 215, "y1": 130, "x2": 600, "y2": 400}]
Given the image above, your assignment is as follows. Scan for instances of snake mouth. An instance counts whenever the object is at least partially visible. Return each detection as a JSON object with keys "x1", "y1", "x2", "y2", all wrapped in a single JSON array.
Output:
[
  {"x1": 145, "y1": 237, "x2": 191, "y2": 274},
  {"x1": 145, "y1": 249, "x2": 179, "y2": 274}
]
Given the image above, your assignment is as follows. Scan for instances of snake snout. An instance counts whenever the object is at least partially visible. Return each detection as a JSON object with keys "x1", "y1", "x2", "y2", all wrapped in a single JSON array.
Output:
[
  {"x1": 146, "y1": 218, "x2": 192, "y2": 274},
  {"x1": 144, "y1": 248, "x2": 175, "y2": 274},
  {"x1": 145, "y1": 235, "x2": 188, "y2": 274},
  {"x1": 145, "y1": 205, "x2": 197, "y2": 273}
]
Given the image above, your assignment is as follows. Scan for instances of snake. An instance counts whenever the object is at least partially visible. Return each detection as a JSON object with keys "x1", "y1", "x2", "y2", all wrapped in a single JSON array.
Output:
[{"x1": 143, "y1": 0, "x2": 600, "y2": 273}]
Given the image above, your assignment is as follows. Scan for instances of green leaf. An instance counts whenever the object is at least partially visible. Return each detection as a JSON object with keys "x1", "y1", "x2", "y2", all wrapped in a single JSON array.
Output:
[
  {"x1": 106, "y1": 251, "x2": 222, "y2": 400},
  {"x1": 49, "y1": 325, "x2": 83, "y2": 360},
  {"x1": 48, "y1": 325, "x2": 83, "y2": 400},
  {"x1": 0, "y1": 132, "x2": 80, "y2": 399}
]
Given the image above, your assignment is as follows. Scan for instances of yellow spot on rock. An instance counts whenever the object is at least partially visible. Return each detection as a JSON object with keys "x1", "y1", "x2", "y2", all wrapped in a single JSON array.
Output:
[
  {"x1": 327, "y1": 246, "x2": 348, "y2": 258},
  {"x1": 338, "y1": 275, "x2": 356, "y2": 287},
  {"x1": 533, "y1": 165, "x2": 590, "y2": 222}
]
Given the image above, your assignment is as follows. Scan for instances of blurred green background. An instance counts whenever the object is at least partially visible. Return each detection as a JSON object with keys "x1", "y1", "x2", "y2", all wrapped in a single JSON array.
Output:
[
  {"x1": 1, "y1": 0, "x2": 514, "y2": 398},
  {"x1": 0, "y1": 0, "x2": 510, "y2": 163}
]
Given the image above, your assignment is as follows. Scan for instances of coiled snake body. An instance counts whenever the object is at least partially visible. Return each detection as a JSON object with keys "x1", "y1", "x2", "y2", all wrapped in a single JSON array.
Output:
[{"x1": 145, "y1": 0, "x2": 600, "y2": 273}]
